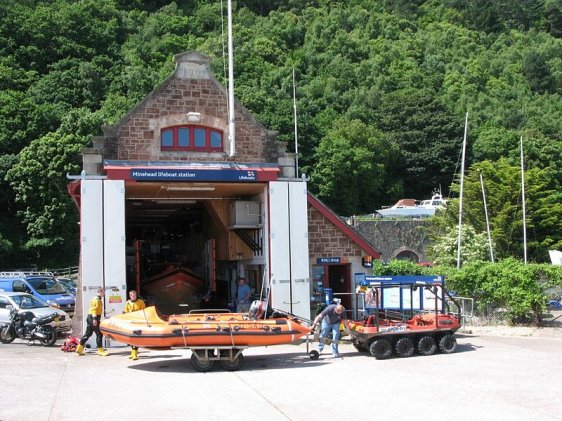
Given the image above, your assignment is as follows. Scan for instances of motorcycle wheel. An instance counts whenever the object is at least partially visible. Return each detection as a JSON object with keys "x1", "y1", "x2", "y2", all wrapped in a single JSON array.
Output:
[
  {"x1": 0, "y1": 326, "x2": 16, "y2": 344},
  {"x1": 38, "y1": 325, "x2": 57, "y2": 347}
]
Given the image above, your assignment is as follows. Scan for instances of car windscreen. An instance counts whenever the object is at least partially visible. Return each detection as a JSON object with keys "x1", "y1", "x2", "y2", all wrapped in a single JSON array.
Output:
[
  {"x1": 28, "y1": 278, "x2": 67, "y2": 295},
  {"x1": 11, "y1": 295, "x2": 49, "y2": 309}
]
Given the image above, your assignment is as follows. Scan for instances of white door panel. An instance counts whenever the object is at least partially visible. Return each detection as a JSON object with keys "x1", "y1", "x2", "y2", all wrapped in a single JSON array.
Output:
[
  {"x1": 268, "y1": 181, "x2": 311, "y2": 320},
  {"x1": 269, "y1": 182, "x2": 291, "y2": 313},
  {"x1": 103, "y1": 180, "x2": 126, "y2": 327},
  {"x1": 288, "y1": 182, "x2": 310, "y2": 319},
  {"x1": 80, "y1": 180, "x2": 104, "y2": 347}
]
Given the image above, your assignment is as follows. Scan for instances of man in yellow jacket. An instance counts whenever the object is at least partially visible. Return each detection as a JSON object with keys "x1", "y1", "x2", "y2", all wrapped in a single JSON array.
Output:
[
  {"x1": 123, "y1": 290, "x2": 146, "y2": 360},
  {"x1": 76, "y1": 288, "x2": 109, "y2": 356}
]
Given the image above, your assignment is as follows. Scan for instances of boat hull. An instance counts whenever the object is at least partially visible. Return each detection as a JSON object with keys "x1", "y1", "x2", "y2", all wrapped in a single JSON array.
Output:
[{"x1": 100, "y1": 306, "x2": 311, "y2": 348}]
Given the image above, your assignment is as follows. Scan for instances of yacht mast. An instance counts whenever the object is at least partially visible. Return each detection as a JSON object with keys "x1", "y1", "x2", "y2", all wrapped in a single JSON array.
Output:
[
  {"x1": 479, "y1": 170, "x2": 494, "y2": 263},
  {"x1": 456, "y1": 112, "x2": 468, "y2": 269},
  {"x1": 520, "y1": 136, "x2": 527, "y2": 264}
]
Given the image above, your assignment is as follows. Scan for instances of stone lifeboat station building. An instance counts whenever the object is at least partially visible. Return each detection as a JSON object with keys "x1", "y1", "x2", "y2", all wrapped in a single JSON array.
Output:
[{"x1": 69, "y1": 51, "x2": 379, "y2": 327}]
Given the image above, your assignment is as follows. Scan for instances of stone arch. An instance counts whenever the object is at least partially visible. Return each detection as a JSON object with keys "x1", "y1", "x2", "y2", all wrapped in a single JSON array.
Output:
[{"x1": 391, "y1": 247, "x2": 420, "y2": 263}]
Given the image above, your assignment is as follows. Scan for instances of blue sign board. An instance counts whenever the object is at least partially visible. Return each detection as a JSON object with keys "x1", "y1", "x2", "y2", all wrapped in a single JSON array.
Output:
[
  {"x1": 130, "y1": 168, "x2": 257, "y2": 182},
  {"x1": 316, "y1": 257, "x2": 341, "y2": 264}
]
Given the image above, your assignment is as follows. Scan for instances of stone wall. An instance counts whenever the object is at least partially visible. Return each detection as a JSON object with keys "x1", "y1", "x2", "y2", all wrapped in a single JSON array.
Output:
[
  {"x1": 308, "y1": 205, "x2": 363, "y2": 259},
  {"x1": 353, "y1": 219, "x2": 432, "y2": 263}
]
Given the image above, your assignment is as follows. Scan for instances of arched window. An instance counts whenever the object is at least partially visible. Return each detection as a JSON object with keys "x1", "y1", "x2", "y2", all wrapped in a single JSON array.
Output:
[
  {"x1": 161, "y1": 125, "x2": 223, "y2": 152},
  {"x1": 395, "y1": 250, "x2": 420, "y2": 263}
]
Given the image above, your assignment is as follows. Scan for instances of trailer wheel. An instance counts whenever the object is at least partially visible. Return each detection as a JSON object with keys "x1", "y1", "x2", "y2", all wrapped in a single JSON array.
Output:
[
  {"x1": 438, "y1": 334, "x2": 457, "y2": 354},
  {"x1": 417, "y1": 335, "x2": 437, "y2": 356},
  {"x1": 221, "y1": 353, "x2": 245, "y2": 371},
  {"x1": 191, "y1": 353, "x2": 215, "y2": 372},
  {"x1": 369, "y1": 338, "x2": 392, "y2": 359},
  {"x1": 395, "y1": 337, "x2": 415, "y2": 358}
]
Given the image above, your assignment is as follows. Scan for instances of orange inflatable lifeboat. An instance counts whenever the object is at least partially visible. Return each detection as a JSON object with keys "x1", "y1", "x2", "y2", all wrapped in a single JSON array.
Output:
[{"x1": 100, "y1": 305, "x2": 312, "y2": 349}]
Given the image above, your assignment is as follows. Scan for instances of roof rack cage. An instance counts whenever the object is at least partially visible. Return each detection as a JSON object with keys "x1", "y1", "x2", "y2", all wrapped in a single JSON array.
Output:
[{"x1": 0, "y1": 271, "x2": 54, "y2": 278}]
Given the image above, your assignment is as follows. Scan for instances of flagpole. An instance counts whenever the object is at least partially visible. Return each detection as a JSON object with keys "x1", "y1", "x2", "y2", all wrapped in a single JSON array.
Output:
[{"x1": 227, "y1": 0, "x2": 235, "y2": 157}]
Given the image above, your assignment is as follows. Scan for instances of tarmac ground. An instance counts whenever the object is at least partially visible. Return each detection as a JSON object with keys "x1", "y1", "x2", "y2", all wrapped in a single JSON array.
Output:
[{"x1": 1, "y1": 330, "x2": 561, "y2": 421}]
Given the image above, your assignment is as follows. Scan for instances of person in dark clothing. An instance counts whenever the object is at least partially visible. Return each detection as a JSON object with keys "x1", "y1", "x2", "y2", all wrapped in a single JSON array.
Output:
[{"x1": 76, "y1": 288, "x2": 109, "y2": 356}]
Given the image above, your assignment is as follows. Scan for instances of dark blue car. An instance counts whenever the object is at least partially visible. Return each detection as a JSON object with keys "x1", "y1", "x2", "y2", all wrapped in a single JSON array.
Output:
[{"x1": 547, "y1": 300, "x2": 562, "y2": 310}]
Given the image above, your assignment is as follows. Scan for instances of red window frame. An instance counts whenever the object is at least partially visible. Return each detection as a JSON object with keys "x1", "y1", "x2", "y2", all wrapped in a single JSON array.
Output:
[{"x1": 160, "y1": 125, "x2": 223, "y2": 152}]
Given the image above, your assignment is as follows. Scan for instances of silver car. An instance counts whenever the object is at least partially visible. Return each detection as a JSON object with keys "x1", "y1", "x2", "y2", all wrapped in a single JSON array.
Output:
[{"x1": 0, "y1": 292, "x2": 72, "y2": 332}]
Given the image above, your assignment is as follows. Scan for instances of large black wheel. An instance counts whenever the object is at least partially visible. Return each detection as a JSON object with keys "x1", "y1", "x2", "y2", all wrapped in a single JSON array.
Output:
[
  {"x1": 220, "y1": 353, "x2": 245, "y2": 371},
  {"x1": 368, "y1": 338, "x2": 392, "y2": 359},
  {"x1": 438, "y1": 334, "x2": 457, "y2": 354},
  {"x1": 353, "y1": 342, "x2": 368, "y2": 353},
  {"x1": 0, "y1": 326, "x2": 16, "y2": 344},
  {"x1": 38, "y1": 326, "x2": 57, "y2": 347},
  {"x1": 395, "y1": 337, "x2": 415, "y2": 358},
  {"x1": 417, "y1": 335, "x2": 437, "y2": 356},
  {"x1": 191, "y1": 353, "x2": 215, "y2": 372}
]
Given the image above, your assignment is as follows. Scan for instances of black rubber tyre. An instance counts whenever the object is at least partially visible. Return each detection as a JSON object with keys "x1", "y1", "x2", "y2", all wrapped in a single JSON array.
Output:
[
  {"x1": 368, "y1": 338, "x2": 392, "y2": 359},
  {"x1": 309, "y1": 350, "x2": 320, "y2": 360},
  {"x1": 191, "y1": 353, "x2": 215, "y2": 372},
  {"x1": 0, "y1": 326, "x2": 16, "y2": 344},
  {"x1": 395, "y1": 337, "x2": 415, "y2": 358},
  {"x1": 438, "y1": 334, "x2": 457, "y2": 354},
  {"x1": 417, "y1": 335, "x2": 437, "y2": 356},
  {"x1": 39, "y1": 326, "x2": 57, "y2": 347},
  {"x1": 220, "y1": 353, "x2": 245, "y2": 371},
  {"x1": 353, "y1": 343, "x2": 368, "y2": 353}
]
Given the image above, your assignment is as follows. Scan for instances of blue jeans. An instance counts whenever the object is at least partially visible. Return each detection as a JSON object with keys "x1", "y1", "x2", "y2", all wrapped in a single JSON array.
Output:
[{"x1": 318, "y1": 320, "x2": 341, "y2": 355}]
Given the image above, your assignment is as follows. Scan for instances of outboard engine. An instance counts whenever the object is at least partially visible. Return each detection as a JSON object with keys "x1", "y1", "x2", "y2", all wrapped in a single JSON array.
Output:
[{"x1": 248, "y1": 300, "x2": 266, "y2": 320}]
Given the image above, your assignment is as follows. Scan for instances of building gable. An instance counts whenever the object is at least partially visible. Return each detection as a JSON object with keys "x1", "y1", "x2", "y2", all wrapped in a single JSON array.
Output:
[{"x1": 93, "y1": 51, "x2": 284, "y2": 165}]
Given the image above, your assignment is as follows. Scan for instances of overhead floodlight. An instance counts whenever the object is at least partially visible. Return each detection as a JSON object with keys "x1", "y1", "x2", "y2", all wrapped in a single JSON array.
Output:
[{"x1": 186, "y1": 112, "x2": 201, "y2": 122}]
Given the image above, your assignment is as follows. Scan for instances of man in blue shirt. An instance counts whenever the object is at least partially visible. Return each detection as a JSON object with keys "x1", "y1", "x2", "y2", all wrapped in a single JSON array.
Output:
[
  {"x1": 311, "y1": 303, "x2": 347, "y2": 358},
  {"x1": 236, "y1": 277, "x2": 252, "y2": 313}
]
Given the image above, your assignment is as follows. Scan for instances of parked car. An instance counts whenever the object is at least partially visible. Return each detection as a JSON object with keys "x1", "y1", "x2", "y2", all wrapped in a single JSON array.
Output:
[
  {"x1": 0, "y1": 292, "x2": 72, "y2": 332},
  {"x1": 547, "y1": 300, "x2": 562, "y2": 310},
  {"x1": 56, "y1": 278, "x2": 77, "y2": 295},
  {"x1": 0, "y1": 272, "x2": 75, "y2": 316}
]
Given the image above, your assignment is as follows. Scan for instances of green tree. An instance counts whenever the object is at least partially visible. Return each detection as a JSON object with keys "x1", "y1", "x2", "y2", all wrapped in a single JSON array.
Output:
[
  {"x1": 310, "y1": 119, "x2": 398, "y2": 214},
  {"x1": 376, "y1": 90, "x2": 463, "y2": 201},
  {"x1": 432, "y1": 159, "x2": 562, "y2": 263},
  {"x1": 443, "y1": 258, "x2": 562, "y2": 324},
  {"x1": 429, "y1": 224, "x2": 491, "y2": 267},
  {"x1": 5, "y1": 109, "x2": 101, "y2": 266}
]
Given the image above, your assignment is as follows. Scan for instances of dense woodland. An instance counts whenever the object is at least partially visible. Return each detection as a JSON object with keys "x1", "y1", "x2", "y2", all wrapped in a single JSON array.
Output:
[{"x1": 0, "y1": 0, "x2": 561, "y2": 268}]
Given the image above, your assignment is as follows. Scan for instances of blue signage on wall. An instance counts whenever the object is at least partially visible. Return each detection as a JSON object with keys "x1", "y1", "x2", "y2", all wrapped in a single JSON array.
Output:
[
  {"x1": 316, "y1": 257, "x2": 341, "y2": 264},
  {"x1": 130, "y1": 168, "x2": 257, "y2": 182}
]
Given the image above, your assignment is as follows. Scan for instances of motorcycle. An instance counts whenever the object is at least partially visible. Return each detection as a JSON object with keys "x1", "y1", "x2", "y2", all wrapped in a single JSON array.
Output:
[{"x1": 0, "y1": 305, "x2": 58, "y2": 346}]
